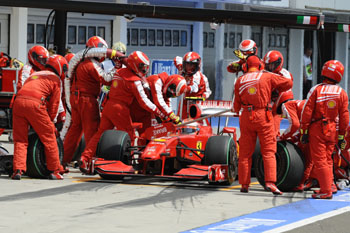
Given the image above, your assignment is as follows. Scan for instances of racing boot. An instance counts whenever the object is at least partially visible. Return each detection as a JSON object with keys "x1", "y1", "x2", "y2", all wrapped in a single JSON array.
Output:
[
  {"x1": 311, "y1": 192, "x2": 332, "y2": 199},
  {"x1": 49, "y1": 170, "x2": 64, "y2": 180},
  {"x1": 11, "y1": 169, "x2": 23, "y2": 180},
  {"x1": 59, "y1": 164, "x2": 70, "y2": 175},
  {"x1": 265, "y1": 182, "x2": 283, "y2": 195},
  {"x1": 240, "y1": 184, "x2": 249, "y2": 193},
  {"x1": 303, "y1": 178, "x2": 318, "y2": 191},
  {"x1": 79, "y1": 157, "x2": 90, "y2": 174},
  {"x1": 313, "y1": 183, "x2": 338, "y2": 194},
  {"x1": 291, "y1": 183, "x2": 304, "y2": 192},
  {"x1": 79, "y1": 157, "x2": 95, "y2": 175}
]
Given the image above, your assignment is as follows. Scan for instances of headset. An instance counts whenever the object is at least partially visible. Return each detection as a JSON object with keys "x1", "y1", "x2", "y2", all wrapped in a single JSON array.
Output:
[{"x1": 242, "y1": 55, "x2": 261, "y2": 73}]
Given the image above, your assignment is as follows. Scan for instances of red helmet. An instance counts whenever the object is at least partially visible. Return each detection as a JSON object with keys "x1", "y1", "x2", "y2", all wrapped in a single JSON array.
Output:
[
  {"x1": 127, "y1": 51, "x2": 150, "y2": 77},
  {"x1": 276, "y1": 90, "x2": 294, "y2": 114},
  {"x1": 86, "y1": 36, "x2": 108, "y2": 48},
  {"x1": 239, "y1": 39, "x2": 258, "y2": 56},
  {"x1": 182, "y1": 52, "x2": 201, "y2": 76},
  {"x1": 321, "y1": 60, "x2": 344, "y2": 83},
  {"x1": 163, "y1": 74, "x2": 187, "y2": 98},
  {"x1": 64, "y1": 53, "x2": 75, "y2": 64},
  {"x1": 28, "y1": 45, "x2": 49, "y2": 71},
  {"x1": 45, "y1": 55, "x2": 68, "y2": 80},
  {"x1": 263, "y1": 50, "x2": 284, "y2": 73}
]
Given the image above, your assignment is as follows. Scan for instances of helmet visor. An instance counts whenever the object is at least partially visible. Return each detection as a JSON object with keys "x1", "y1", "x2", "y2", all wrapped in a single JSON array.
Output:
[
  {"x1": 33, "y1": 52, "x2": 47, "y2": 66},
  {"x1": 139, "y1": 63, "x2": 149, "y2": 75},
  {"x1": 266, "y1": 58, "x2": 282, "y2": 72},
  {"x1": 166, "y1": 83, "x2": 177, "y2": 98}
]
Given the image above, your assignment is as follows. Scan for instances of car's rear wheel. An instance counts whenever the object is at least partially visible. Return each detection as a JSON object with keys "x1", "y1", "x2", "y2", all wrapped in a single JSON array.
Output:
[
  {"x1": 204, "y1": 135, "x2": 238, "y2": 185},
  {"x1": 0, "y1": 146, "x2": 12, "y2": 175},
  {"x1": 254, "y1": 141, "x2": 304, "y2": 191},
  {"x1": 96, "y1": 130, "x2": 131, "y2": 180},
  {"x1": 26, "y1": 133, "x2": 64, "y2": 178}
]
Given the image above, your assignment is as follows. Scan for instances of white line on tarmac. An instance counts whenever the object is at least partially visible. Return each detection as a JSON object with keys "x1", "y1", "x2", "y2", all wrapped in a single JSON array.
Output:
[{"x1": 263, "y1": 205, "x2": 350, "y2": 233}]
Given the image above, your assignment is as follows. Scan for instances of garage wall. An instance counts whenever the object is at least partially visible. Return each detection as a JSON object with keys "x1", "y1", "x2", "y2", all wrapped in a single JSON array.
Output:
[
  {"x1": 0, "y1": 14, "x2": 9, "y2": 54},
  {"x1": 127, "y1": 20, "x2": 192, "y2": 60},
  {"x1": 27, "y1": 10, "x2": 113, "y2": 55}
]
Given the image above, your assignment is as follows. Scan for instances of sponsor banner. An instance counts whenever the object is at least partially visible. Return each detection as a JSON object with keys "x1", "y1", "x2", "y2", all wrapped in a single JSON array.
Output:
[{"x1": 151, "y1": 59, "x2": 178, "y2": 75}]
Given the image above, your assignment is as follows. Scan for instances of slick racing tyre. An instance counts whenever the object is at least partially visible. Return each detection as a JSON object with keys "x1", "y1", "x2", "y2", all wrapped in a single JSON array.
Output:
[
  {"x1": 204, "y1": 135, "x2": 238, "y2": 185},
  {"x1": 26, "y1": 133, "x2": 64, "y2": 178},
  {"x1": 96, "y1": 130, "x2": 131, "y2": 162},
  {"x1": 250, "y1": 139, "x2": 260, "y2": 177},
  {"x1": 0, "y1": 146, "x2": 12, "y2": 175},
  {"x1": 254, "y1": 141, "x2": 304, "y2": 192},
  {"x1": 96, "y1": 130, "x2": 131, "y2": 180}
]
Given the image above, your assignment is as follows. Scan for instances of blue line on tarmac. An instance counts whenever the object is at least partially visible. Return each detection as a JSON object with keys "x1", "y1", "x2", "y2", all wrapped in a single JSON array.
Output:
[{"x1": 184, "y1": 191, "x2": 350, "y2": 233}]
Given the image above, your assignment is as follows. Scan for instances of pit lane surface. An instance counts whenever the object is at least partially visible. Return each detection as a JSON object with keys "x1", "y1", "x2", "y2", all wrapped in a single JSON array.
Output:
[{"x1": 0, "y1": 134, "x2": 349, "y2": 233}]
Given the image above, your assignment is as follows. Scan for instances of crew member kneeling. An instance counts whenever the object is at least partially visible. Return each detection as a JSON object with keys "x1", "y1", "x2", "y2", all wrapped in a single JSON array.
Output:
[{"x1": 11, "y1": 55, "x2": 68, "y2": 180}]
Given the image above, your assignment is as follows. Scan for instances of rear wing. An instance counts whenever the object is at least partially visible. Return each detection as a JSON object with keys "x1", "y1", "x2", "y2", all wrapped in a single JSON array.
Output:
[{"x1": 197, "y1": 100, "x2": 234, "y2": 117}]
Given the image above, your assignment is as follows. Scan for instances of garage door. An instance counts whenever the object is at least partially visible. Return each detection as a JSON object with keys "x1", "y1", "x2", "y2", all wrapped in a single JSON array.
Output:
[
  {"x1": 0, "y1": 14, "x2": 9, "y2": 53},
  {"x1": 127, "y1": 21, "x2": 192, "y2": 60},
  {"x1": 27, "y1": 13, "x2": 112, "y2": 54}
]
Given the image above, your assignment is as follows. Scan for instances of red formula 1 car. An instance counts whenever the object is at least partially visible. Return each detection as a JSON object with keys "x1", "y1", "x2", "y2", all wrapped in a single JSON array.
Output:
[{"x1": 93, "y1": 100, "x2": 239, "y2": 185}]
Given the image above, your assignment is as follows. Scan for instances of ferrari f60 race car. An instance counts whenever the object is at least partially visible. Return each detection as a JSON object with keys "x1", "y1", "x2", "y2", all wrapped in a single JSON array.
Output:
[{"x1": 93, "y1": 100, "x2": 239, "y2": 185}]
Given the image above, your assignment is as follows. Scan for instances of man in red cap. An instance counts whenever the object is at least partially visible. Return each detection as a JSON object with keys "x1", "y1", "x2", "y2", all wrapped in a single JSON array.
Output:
[
  {"x1": 227, "y1": 39, "x2": 264, "y2": 74},
  {"x1": 300, "y1": 60, "x2": 349, "y2": 199},
  {"x1": 233, "y1": 55, "x2": 293, "y2": 195}
]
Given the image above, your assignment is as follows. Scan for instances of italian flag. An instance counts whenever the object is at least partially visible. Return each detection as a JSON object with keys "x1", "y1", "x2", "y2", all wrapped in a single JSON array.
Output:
[
  {"x1": 338, "y1": 24, "x2": 350, "y2": 32},
  {"x1": 297, "y1": 16, "x2": 318, "y2": 25}
]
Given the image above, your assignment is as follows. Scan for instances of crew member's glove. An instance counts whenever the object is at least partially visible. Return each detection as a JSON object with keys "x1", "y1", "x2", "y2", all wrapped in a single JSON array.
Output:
[
  {"x1": 227, "y1": 62, "x2": 241, "y2": 73},
  {"x1": 168, "y1": 112, "x2": 181, "y2": 124},
  {"x1": 106, "y1": 49, "x2": 124, "y2": 60},
  {"x1": 107, "y1": 49, "x2": 127, "y2": 66},
  {"x1": 186, "y1": 86, "x2": 192, "y2": 93},
  {"x1": 101, "y1": 85, "x2": 110, "y2": 94},
  {"x1": 300, "y1": 129, "x2": 309, "y2": 144},
  {"x1": 55, "y1": 111, "x2": 66, "y2": 132},
  {"x1": 338, "y1": 135, "x2": 346, "y2": 150},
  {"x1": 233, "y1": 49, "x2": 247, "y2": 60}
]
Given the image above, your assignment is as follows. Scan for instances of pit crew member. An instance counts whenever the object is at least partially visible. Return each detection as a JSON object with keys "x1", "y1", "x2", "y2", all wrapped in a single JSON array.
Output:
[
  {"x1": 232, "y1": 55, "x2": 293, "y2": 195},
  {"x1": 180, "y1": 52, "x2": 211, "y2": 119},
  {"x1": 131, "y1": 72, "x2": 187, "y2": 145},
  {"x1": 11, "y1": 55, "x2": 68, "y2": 180},
  {"x1": 300, "y1": 60, "x2": 349, "y2": 199},
  {"x1": 263, "y1": 50, "x2": 293, "y2": 137},
  {"x1": 79, "y1": 51, "x2": 166, "y2": 174},
  {"x1": 227, "y1": 39, "x2": 264, "y2": 74},
  {"x1": 63, "y1": 36, "x2": 117, "y2": 165}
]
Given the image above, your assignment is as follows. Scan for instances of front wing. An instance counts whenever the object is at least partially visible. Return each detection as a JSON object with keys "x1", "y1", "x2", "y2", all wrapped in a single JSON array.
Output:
[{"x1": 94, "y1": 160, "x2": 229, "y2": 183}]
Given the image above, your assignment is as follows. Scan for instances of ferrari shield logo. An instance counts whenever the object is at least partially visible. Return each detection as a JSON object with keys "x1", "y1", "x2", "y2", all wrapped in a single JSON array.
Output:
[
  {"x1": 31, "y1": 75, "x2": 39, "y2": 80},
  {"x1": 196, "y1": 141, "x2": 202, "y2": 150}
]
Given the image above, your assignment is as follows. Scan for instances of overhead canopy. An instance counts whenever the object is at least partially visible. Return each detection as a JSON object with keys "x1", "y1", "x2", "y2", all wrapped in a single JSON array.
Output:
[{"x1": 0, "y1": 0, "x2": 349, "y2": 32}]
